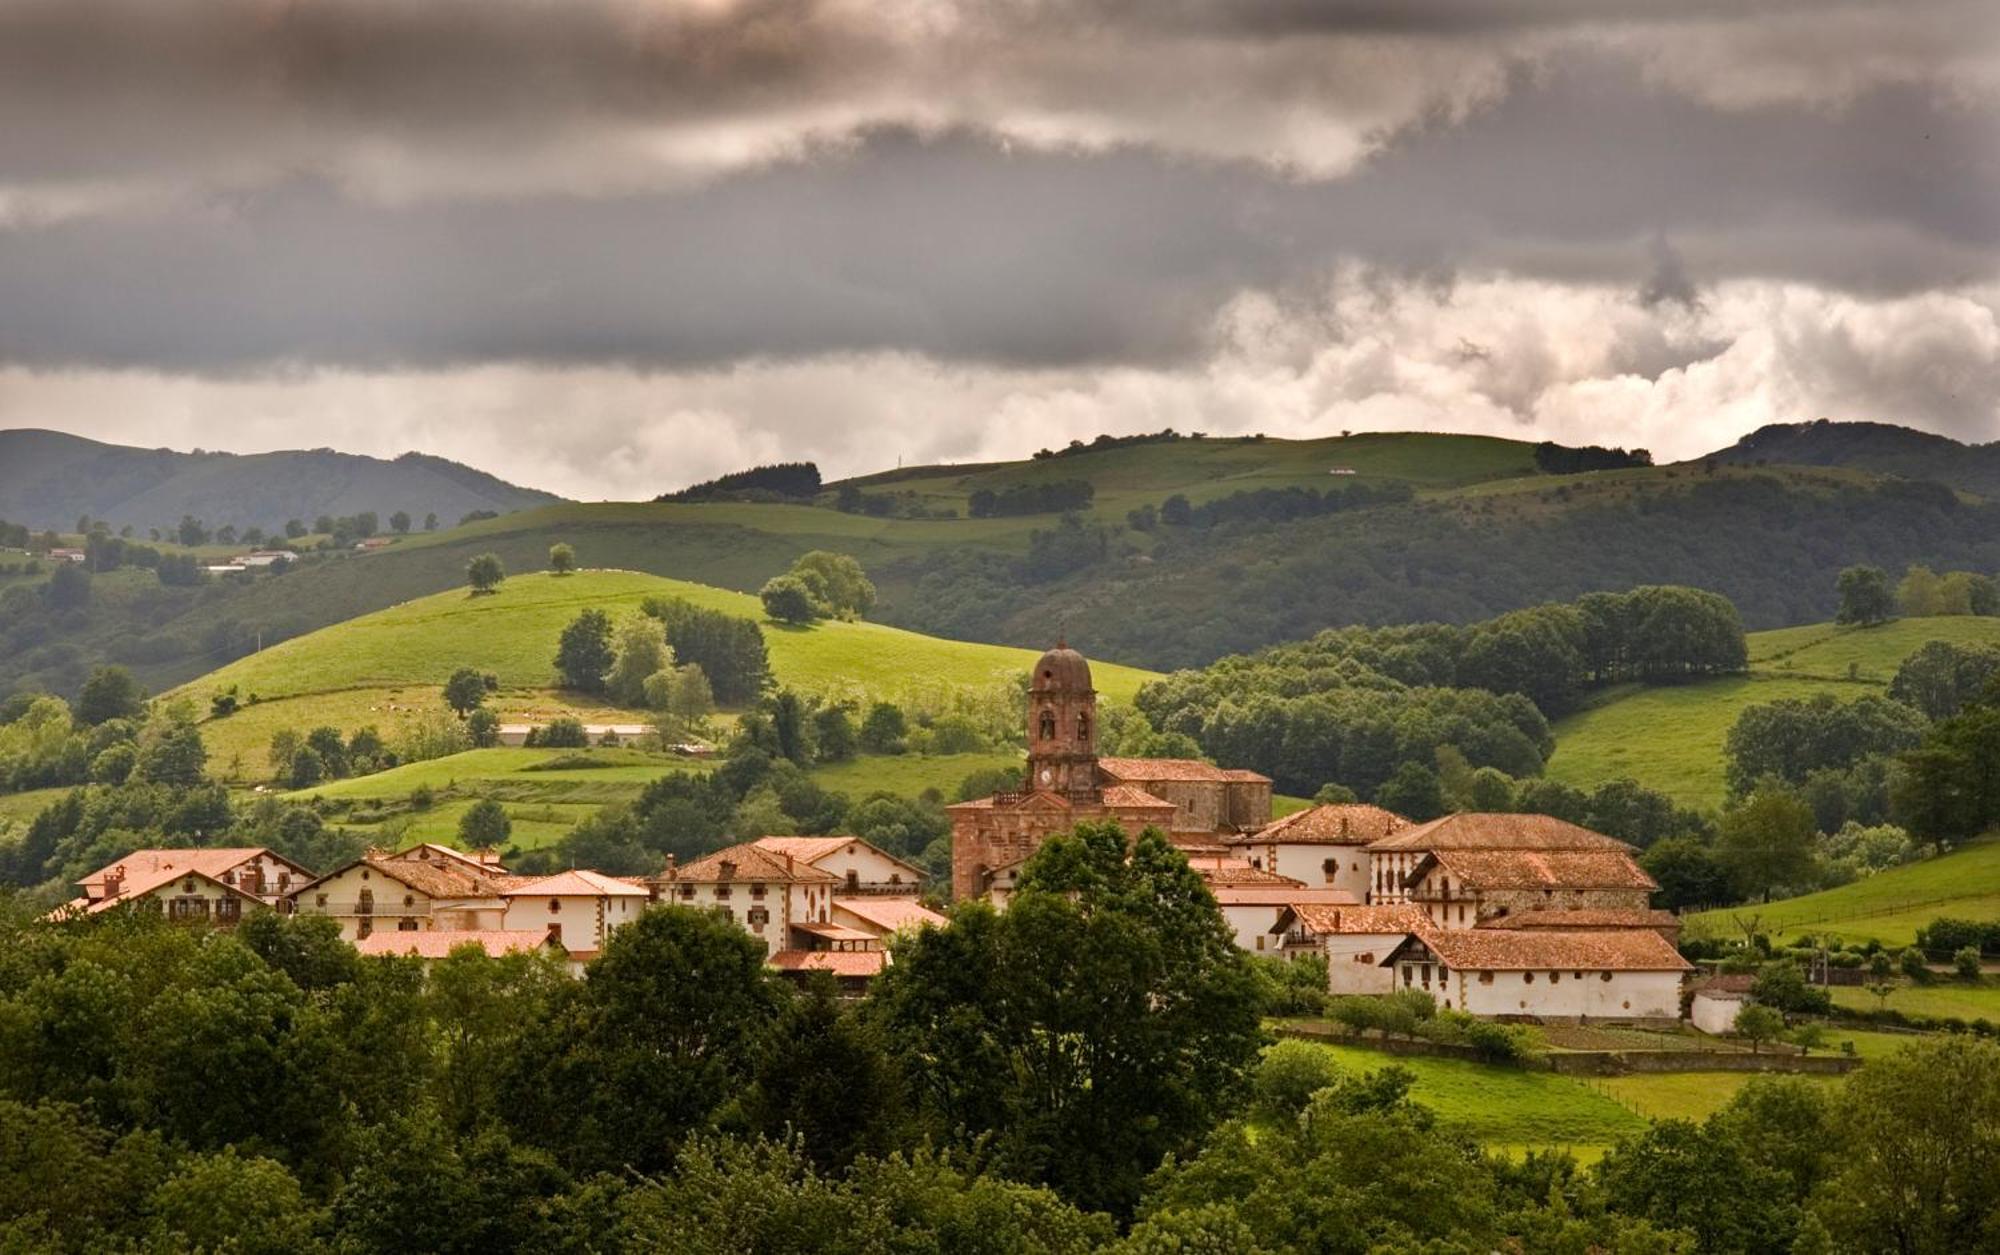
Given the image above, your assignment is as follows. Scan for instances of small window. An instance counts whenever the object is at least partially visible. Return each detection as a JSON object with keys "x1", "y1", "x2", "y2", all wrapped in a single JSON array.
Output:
[
  {"x1": 404, "y1": 894, "x2": 415, "y2": 907},
  {"x1": 315, "y1": 893, "x2": 328, "y2": 908},
  {"x1": 1523, "y1": 972, "x2": 1535, "y2": 984},
  {"x1": 398, "y1": 918, "x2": 418, "y2": 931},
  {"x1": 549, "y1": 899, "x2": 562, "y2": 913},
  {"x1": 1478, "y1": 971, "x2": 1494, "y2": 984},
  {"x1": 1550, "y1": 971, "x2": 1561, "y2": 984},
  {"x1": 1601, "y1": 971, "x2": 1614, "y2": 982}
]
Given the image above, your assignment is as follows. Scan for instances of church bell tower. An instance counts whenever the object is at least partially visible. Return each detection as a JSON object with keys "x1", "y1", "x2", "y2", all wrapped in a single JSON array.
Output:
[{"x1": 1026, "y1": 641, "x2": 1098, "y2": 798}]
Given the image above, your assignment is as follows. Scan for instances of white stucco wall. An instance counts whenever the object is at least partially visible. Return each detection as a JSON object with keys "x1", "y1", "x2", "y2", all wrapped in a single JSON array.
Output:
[
  {"x1": 1369, "y1": 850, "x2": 1420, "y2": 904},
  {"x1": 1243, "y1": 841, "x2": 1371, "y2": 901},
  {"x1": 1324, "y1": 933, "x2": 1404, "y2": 994},
  {"x1": 295, "y1": 865, "x2": 503, "y2": 940},
  {"x1": 500, "y1": 892, "x2": 645, "y2": 951},
  {"x1": 1396, "y1": 962, "x2": 1683, "y2": 1018},
  {"x1": 803, "y1": 842, "x2": 921, "y2": 891},
  {"x1": 656, "y1": 880, "x2": 829, "y2": 957},
  {"x1": 1690, "y1": 992, "x2": 1743, "y2": 1034},
  {"x1": 1221, "y1": 902, "x2": 1288, "y2": 952},
  {"x1": 137, "y1": 876, "x2": 259, "y2": 925}
]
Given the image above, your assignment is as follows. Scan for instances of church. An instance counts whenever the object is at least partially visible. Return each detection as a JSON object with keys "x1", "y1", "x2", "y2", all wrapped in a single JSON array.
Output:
[{"x1": 948, "y1": 643, "x2": 1273, "y2": 901}]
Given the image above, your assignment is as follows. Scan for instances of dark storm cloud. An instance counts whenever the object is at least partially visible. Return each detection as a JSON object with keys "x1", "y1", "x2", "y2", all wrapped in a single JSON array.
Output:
[{"x1": 0, "y1": 55, "x2": 1992, "y2": 373}]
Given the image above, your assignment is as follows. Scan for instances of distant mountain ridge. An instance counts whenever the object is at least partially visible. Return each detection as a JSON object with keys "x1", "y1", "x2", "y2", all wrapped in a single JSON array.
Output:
[
  {"x1": 0, "y1": 429, "x2": 563, "y2": 531},
  {"x1": 1707, "y1": 420, "x2": 2000, "y2": 496}
]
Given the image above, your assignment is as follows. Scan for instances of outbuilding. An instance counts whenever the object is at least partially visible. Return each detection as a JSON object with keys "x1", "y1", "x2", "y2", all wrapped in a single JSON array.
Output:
[{"x1": 1381, "y1": 927, "x2": 1691, "y2": 1020}]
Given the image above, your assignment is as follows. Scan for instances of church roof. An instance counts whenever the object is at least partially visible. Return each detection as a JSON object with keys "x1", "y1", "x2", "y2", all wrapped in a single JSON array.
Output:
[
  {"x1": 1101, "y1": 784, "x2": 1177, "y2": 810},
  {"x1": 1030, "y1": 644, "x2": 1093, "y2": 693}
]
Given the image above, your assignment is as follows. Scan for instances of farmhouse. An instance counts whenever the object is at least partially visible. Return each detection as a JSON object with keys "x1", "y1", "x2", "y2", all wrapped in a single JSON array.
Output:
[
  {"x1": 56, "y1": 847, "x2": 315, "y2": 923},
  {"x1": 751, "y1": 835, "x2": 926, "y2": 897},
  {"x1": 650, "y1": 841, "x2": 841, "y2": 961},
  {"x1": 1382, "y1": 927, "x2": 1692, "y2": 1019},
  {"x1": 1400, "y1": 847, "x2": 1657, "y2": 929},
  {"x1": 1364, "y1": 812, "x2": 1644, "y2": 907},
  {"x1": 1271, "y1": 902, "x2": 1433, "y2": 994},
  {"x1": 499, "y1": 868, "x2": 650, "y2": 959},
  {"x1": 949, "y1": 644, "x2": 1272, "y2": 901},
  {"x1": 292, "y1": 854, "x2": 509, "y2": 940},
  {"x1": 1227, "y1": 803, "x2": 1407, "y2": 900}
]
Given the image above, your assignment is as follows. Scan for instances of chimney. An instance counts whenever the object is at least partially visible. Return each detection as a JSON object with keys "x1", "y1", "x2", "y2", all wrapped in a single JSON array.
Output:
[
  {"x1": 102, "y1": 864, "x2": 125, "y2": 900},
  {"x1": 718, "y1": 860, "x2": 736, "y2": 881},
  {"x1": 663, "y1": 853, "x2": 677, "y2": 880}
]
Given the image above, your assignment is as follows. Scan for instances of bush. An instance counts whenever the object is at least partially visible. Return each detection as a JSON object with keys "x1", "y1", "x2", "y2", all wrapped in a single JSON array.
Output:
[
  {"x1": 1252, "y1": 1040, "x2": 1343, "y2": 1121},
  {"x1": 459, "y1": 798, "x2": 511, "y2": 846},
  {"x1": 1249, "y1": 955, "x2": 1329, "y2": 1017},
  {"x1": 466, "y1": 708, "x2": 500, "y2": 748},
  {"x1": 1955, "y1": 947, "x2": 1984, "y2": 981},
  {"x1": 1900, "y1": 948, "x2": 1931, "y2": 982},
  {"x1": 760, "y1": 575, "x2": 820, "y2": 624},
  {"x1": 533, "y1": 718, "x2": 589, "y2": 749},
  {"x1": 1918, "y1": 917, "x2": 2000, "y2": 956}
]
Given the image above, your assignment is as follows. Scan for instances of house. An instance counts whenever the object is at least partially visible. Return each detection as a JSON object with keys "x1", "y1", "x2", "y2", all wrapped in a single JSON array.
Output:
[
  {"x1": 751, "y1": 835, "x2": 927, "y2": 896},
  {"x1": 650, "y1": 841, "x2": 841, "y2": 960},
  {"x1": 499, "y1": 868, "x2": 651, "y2": 960},
  {"x1": 54, "y1": 847, "x2": 315, "y2": 923},
  {"x1": 1364, "y1": 812, "x2": 1642, "y2": 907},
  {"x1": 1269, "y1": 903, "x2": 1432, "y2": 994},
  {"x1": 234, "y1": 550, "x2": 293, "y2": 568},
  {"x1": 768, "y1": 946, "x2": 887, "y2": 995},
  {"x1": 1227, "y1": 803, "x2": 1408, "y2": 901},
  {"x1": 46, "y1": 548, "x2": 86, "y2": 563},
  {"x1": 291, "y1": 854, "x2": 509, "y2": 941},
  {"x1": 353, "y1": 537, "x2": 393, "y2": 551},
  {"x1": 355, "y1": 929, "x2": 568, "y2": 965},
  {"x1": 1381, "y1": 927, "x2": 1692, "y2": 1020},
  {"x1": 1400, "y1": 847, "x2": 1657, "y2": 929},
  {"x1": 384, "y1": 843, "x2": 510, "y2": 876},
  {"x1": 948, "y1": 644, "x2": 1272, "y2": 901},
  {"x1": 1687, "y1": 973, "x2": 1756, "y2": 1034},
  {"x1": 1211, "y1": 883, "x2": 1358, "y2": 952},
  {"x1": 1476, "y1": 908, "x2": 1681, "y2": 944},
  {"x1": 203, "y1": 563, "x2": 248, "y2": 574}
]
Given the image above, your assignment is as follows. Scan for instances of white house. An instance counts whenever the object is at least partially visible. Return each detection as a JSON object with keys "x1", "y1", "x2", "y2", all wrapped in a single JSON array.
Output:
[
  {"x1": 499, "y1": 868, "x2": 651, "y2": 958},
  {"x1": 1270, "y1": 902, "x2": 1433, "y2": 994},
  {"x1": 1365, "y1": 812, "x2": 1641, "y2": 906},
  {"x1": 1228, "y1": 803, "x2": 1408, "y2": 901},
  {"x1": 291, "y1": 855, "x2": 508, "y2": 941},
  {"x1": 54, "y1": 847, "x2": 315, "y2": 924},
  {"x1": 1381, "y1": 927, "x2": 1692, "y2": 1019},
  {"x1": 1211, "y1": 883, "x2": 1357, "y2": 952},
  {"x1": 752, "y1": 835, "x2": 927, "y2": 896},
  {"x1": 1400, "y1": 847, "x2": 1657, "y2": 930},
  {"x1": 651, "y1": 841, "x2": 841, "y2": 960},
  {"x1": 830, "y1": 895, "x2": 948, "y2": 943}
]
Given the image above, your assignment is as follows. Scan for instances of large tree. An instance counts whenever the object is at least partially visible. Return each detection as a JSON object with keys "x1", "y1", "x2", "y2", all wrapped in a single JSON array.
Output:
[
  {"x1": 869, "y1": 821, "x2": 1262, "y2": 1217},
  {"x1": 1835, "y1": 564, "x2": 1895, "y2": 626},
  {"x1": 553, "y1": 609, "x2": 615, "y2": 693},
  {"x1": 1716, "y1": 784, "x2": 1817, "y2": 902}
]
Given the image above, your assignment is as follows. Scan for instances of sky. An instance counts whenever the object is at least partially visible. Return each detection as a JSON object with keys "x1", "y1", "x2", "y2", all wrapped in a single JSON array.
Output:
[{"x1": 0, "y1": 0, "x2": 1995, "y2": 499}]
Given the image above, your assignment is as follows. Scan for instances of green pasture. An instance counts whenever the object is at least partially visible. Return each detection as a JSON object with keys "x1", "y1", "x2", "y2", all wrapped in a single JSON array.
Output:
[
  {"x1": 1589, "y1": 1071, "x2": 1844, "y2": 1123},
  {"x1": 1686, "y1": 837, "x2": 2000, "y2": 945},
  {"x1": 1831, "y1": 981, "x2": 2000, "y2": 1022}
]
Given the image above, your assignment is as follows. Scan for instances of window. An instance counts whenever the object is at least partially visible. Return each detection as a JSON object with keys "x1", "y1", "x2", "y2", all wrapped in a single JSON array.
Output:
[
  {"x1": 1550, "y1": 971, "x2": 1561, "y2": 983},
  {"x1": 1601, "y1": 971, "x2": 1614, "y2": 982},
  {"x1": 715, "y1": 884, "x2": 731, "y2": 900},
  {"x1": 1478, "y1": 971, "x2": 1494, "y2": 984},
  {"x1": 315, "y1": 893, "x2": 328, "y2": 908},
  {"x1": 1321, "y1": 858, "x2": 1337, "y2": 884},
  {"x1": 216, "y1": 898, "x2": 241, "y2": 923},
  {"x1": 549, "y1": 899, "x2": 563, "y2": 913},
  {"x1": 747, "y1": 906, "x2": 769, "y2": 932},
  {"x1": 358, "y1": 889, "x2": 374, "y2": 915},
  {"x1": 846, "y1": 871, "x2": 860, "y2": 892},
  {"x1": 1039, "y1": 709, "x2": 1056, "y2": 740},
  {"x1": 358, "y1": 920, "x2": 372, "y2": 940},
  {"x1": 404, "y1": 894, "x2": 415, "y2": 908},
  {"x1": 1523, "y1": 972, "x2": 1534, "y2": 983},
  {"x1": 679, "y1": 885, "x2": 695, "y2": 899},
  {"x1": 751, "y1": 883, "x2": 766, "y2": 900},
  {"x1": 398, "y1": 918, "x2": 419, "y2": 931},
  {"x1": 1077, "y1": 711, "x2": 1090, "y2": 740},
  {"x1": 1255, "y1": 935, "x2": 1265, "y2": 951}
]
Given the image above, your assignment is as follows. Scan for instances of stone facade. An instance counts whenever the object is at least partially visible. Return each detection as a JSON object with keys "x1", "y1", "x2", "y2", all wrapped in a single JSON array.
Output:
[{"x1": 948, "y1": 644, "x2": 1272, "y2": 902}]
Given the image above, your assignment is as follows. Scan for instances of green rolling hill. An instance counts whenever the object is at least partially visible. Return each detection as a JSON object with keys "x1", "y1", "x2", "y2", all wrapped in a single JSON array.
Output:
[
  {"x1": 1686, "y1": 836, "x2": 2000, "y2": 949},
  {"x1": 1548, "y1": 616, "x2": 2000, "y2": 811}
]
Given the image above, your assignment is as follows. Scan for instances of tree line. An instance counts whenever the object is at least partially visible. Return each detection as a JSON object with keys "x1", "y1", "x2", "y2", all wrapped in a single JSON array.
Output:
[{"x1": 657, "y1": 462, "x2": 823, "y2": 502}]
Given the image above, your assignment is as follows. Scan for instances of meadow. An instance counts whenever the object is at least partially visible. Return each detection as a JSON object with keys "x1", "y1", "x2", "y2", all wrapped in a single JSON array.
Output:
[
  {"x1": 1686, "y1": 836, "x2": 2000, "y2": 945},
  {"x1": 1830, "y1": 982, "x2": 2000, "y2": 1021}
]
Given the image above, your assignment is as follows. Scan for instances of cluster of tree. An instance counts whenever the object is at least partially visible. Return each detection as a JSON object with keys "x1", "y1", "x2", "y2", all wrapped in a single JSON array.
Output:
[
  {"x1": 553, "y1": 610, "x2": 715, "y2": 737},
  {"x1": 1135, "y1": 480, "x2": 1414, "y2": 532},
  {"x1": 759, "y1": 551, "x2": 876, "y2": 624},
  {"x1": 1030, "y1": 428, "x2": 1186, "y2": 459},
  {"x1": 832, "y1": 484, "x2": 958, "y2": 520},
  {"x1": 658, "y1": 461, "x2": 823, "y2": 503},
  {"x1": 1532, "y1": 441, "x2": 1653, "y2": 474},
  {"x1": 1724, "y1": 693, "x2": 1926, "y2": 798},
  {"x1": 1838, "y1": 563, "x2": 2000, "y2": 625},
  {"x1": 1023, "y1": 513, "x2": 1113, "y2": 583},
  {"x1": 967, "y1": 480, "x2": 1095, "y2": 518},
  {"x1": 267, "y1": 724, "x2": 399, "y2": 790},
  {"x1": 639, "y1": 596, "x2": 771, "y2": 705},
  {"x1": 0, "y1": 673, "x2": 148, "y2": 795},
  {"x1": 891, "y1": 472, "x2": 2000, "y2": 671},
  {"x1": 5, "y1": 829, "x2": 1997, "y2": 1252},
  {"x1": 0, "y1": 519, "x2": 30, "y2": 549},
  {"x1": 1892, "y1": 682, "x2": 2000, "y2": 852}
]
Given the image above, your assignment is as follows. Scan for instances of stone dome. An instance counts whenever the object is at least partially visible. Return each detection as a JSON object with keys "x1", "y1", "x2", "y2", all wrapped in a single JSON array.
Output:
[{"x1": 1030, "y1": 643, "x2": 1093, "y2": 693}]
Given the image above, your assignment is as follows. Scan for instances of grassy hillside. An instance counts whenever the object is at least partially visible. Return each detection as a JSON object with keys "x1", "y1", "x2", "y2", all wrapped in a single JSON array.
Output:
[
  {"x1": 1686, "y1": 837, "x2": 2000, "y2": 946},
  {"x1": 1548, "y1": 616, "x2": 2000, "y2": 810},
  {"x1": 172, "y1": 568, "x2": 1157, "y2": 706}
]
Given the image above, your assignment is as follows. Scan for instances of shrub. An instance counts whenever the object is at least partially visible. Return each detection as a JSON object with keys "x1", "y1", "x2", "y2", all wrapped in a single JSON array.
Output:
[
  {"x1": 466, "y1": 708, "x2": 500, "y2": 748},
  {"x1": 1900, "y1": 948, "x2": 1931, "y2": 982},
  {"x1": 534, "y1": 718, "x2": 590, "y2": 749},
  {"x1": 1252, "y1": 1040, "x2": 1343, "y2": 1121},
  {"x1": 459, "y1": 798, "x2": 511, "y2": 846},
  {"x1": 1955, "y1": 947, "x2": 1984, "y2": 981}
]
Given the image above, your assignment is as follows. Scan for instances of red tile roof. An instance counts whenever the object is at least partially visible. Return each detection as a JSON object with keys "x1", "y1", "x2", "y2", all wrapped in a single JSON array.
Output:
[
  {"x1": 1280, "y1": 903, "x2": 1432, "y2": 936},
  {"x1": 354, "y1": 930, "x2": 559, "y2": 960},
  {"x1": 1244, "y1": 804, "x2": 1409, "y2": 846},
  {"x1": 1100, "y1": 784, "x2": 1178, "y2": 810},
  {"x1": 1366, "y1": 812, "x2": 1635, "y2": 853},
  {"x1": 1391, "y1": 927, "x2": 1693, "y2": 972},
  {"x1": 1414, "y1": 848, "x2": 1657, "y2": 892},
  {"x1": 833, "y1": 897, "x2": 948, "y2": 934},
  {"x1": 666, "y1": 842, "x2": 841, "y2": 885},
  {"x1": 769, "y1": 949, "x2": 888, "y2": 977},
  {"x1": 78, "y1": 848, "x2": 306, "y2": 896},
  {"x1": 349, "y1": 856, "x2": 507, "y2": 901},
  {"x1": 1195, "y1": 862, "x2": 1304, "y2": 888},
  {"x1": 1100, "y1": 757, "x2": 1270, "y2": 785},
  {"x1": 1478, "y1": 909, "x2": 1680, "y2": 932},
  {"x1": 504, "y1": 869, "x2": 651, "y2": 899},
  {"x1": 1210, "y1": 886, "x2": 1358, "y2": 907}
]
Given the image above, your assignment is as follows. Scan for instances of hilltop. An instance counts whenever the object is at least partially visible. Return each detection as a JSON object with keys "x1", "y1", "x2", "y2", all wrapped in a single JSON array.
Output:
[
  {"x1": 1548, "y1": 615, "x2": 2000, "y2": 810},
  {"x1": 0, "y1": 428, "x2": 560, "y2": 532},
  {"x1": 1709, "y1": 419, "x2": 2000, "y2": 497}
]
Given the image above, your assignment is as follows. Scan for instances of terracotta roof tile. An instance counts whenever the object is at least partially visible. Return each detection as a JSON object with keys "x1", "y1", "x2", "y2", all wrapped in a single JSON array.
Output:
[
  {"x1": 1478, "y1": 909, "x2": 1680, "y2": 931},
  {"x1": 1391, "y1": 927, "x2": 1693, "y2": 972},
  {"x1": 1366, "y1": 812, "x2": 1635, "y2": 853},
  {"x1": 1241, "y1": 804, "x2": 1409, "y2": 846},
  {"x1": 1415, "y1": 848, "x2": 1657, "y2": 892},
  {"x1": 79, "y1": 848, "x2": 306, "y2": 895},
  {"x1": 768, "y1": 949, "x2": 888, "y2": 976},
  {"x1": 833, "y1": 897, "x2": 948, "y2": 933},
  {"x1": 1099, "y1": 757, "x2": 1270, "y2": 785},
  {"x1": 1100, "y1": 784, "x2": 1178, "y2": 809},
  {"x1": 356, "y1": 856, "x2": 506, "y2": 901},
  {"x1": 1210, "y1": 886, "x2": 1358, "y2": 906},
  {"x1": 1195, "y1": 862, "x2": 1304, "y2": 888},
  {"x1": 1282, "y1": 903, "x2": 1432, "y2": 936},
  {"x1": 354, "y1": 930, "x2": 559, "y2": 960},
  {"x1": 666, "y1": 842, "x2": 841, "y2": 885},
  {"x1": 504, "y1": 869, "x2": 650, "y2": 898}
]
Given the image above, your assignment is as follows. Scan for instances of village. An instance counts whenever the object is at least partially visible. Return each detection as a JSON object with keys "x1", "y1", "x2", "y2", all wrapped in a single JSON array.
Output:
[{"x1": 54, "y1": 644, "x2": 1734, "y2": 1030}]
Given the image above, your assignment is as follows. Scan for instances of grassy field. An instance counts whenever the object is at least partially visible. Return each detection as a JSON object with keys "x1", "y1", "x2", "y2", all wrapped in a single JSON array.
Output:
[
  {"x1": 1548, "y1": 616, "x2": 2000, "y2": 810},
  {"x1": 1686, "y1": 837, "x2": 2000, "y2": 946},
  {"x1": 1590, "y1": 1071, "x2": 1843, "y2": 1122},
  {"x1": 1831, "y1": 982, "x2": 2000, "y2": 1021},
  {"x1": 1301, "y1": 1042, "x2": 1647, "y2": 1150}
]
